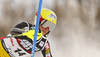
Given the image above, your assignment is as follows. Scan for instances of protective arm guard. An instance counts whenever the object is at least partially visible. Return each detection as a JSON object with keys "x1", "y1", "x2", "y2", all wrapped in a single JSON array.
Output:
[
  {"x1": 10, "y1": 28, "x2": 25, "y2": 35},
  {"x1": 10, "y1": 21, "x2": 32, "y2": 35}
]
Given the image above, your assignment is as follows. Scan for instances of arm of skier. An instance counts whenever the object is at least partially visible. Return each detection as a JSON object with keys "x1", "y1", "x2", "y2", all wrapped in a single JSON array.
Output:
[
  {"x1": 10, "y1": 21, "x2": 42, "y2": 40},
  {"x1": 41, "y1": 41, "x2": 53, "y2": 57}
]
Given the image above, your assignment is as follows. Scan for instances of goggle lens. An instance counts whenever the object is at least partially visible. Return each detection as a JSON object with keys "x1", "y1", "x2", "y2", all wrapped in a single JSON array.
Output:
[{"x1": 41, "y1": 20, "x2": 55, "y2": 31}]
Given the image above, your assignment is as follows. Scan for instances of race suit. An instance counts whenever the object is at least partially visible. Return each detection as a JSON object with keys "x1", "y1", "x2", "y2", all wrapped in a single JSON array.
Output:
[{"x1": 0, "y1": 21, "x2": 52, "y2": 57}]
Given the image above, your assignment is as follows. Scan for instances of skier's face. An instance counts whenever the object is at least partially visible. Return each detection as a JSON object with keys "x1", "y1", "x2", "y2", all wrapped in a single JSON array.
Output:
[{"x1": 39, "y1": 24, "x2": 49, "y2": 35}]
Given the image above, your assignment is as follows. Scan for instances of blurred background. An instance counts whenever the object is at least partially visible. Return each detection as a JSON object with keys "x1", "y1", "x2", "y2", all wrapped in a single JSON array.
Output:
[{"x1": 0, "y1": 0, "x2": 100, "y2": 57}]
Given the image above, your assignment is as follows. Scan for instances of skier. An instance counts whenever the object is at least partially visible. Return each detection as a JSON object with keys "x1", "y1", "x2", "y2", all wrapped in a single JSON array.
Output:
[{"x1": 0, "y1": 8, "x2": 57, "y2": 57}]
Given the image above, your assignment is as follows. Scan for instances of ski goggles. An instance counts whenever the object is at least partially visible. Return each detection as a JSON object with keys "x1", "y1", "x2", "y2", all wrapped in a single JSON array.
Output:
[{"x1": 41, "y1": 19, "x2": 55, "y2": 31}]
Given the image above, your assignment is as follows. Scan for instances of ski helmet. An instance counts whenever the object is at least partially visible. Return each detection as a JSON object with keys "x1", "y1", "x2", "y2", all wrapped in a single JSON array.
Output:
[{"x1": 34, "y1": 9, "x2": 57, "y2": 32}]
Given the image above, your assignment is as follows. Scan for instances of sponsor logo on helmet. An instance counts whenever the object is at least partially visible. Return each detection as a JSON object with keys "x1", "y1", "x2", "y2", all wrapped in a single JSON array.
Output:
[{"x1": 49, "y1": 13, "x2": 56, "y2": 19}]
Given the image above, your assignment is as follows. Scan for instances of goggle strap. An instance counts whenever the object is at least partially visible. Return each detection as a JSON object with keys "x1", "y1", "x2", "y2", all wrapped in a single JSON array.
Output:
[{"x1": 41, "y1": 20, "x2": 47, "y2": 25}]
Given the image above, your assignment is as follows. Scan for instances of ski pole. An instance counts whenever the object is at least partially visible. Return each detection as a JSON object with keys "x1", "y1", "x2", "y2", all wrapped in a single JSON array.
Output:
[
  {"x1": 31, "y1": 0, "x2": 43, "y2": 57},
  {"x1": 0, "y1": 30, "x2": 36, "y2": 40},
  {"x1": 0, "y1": 34, "x2": 23, "y2": 39}
]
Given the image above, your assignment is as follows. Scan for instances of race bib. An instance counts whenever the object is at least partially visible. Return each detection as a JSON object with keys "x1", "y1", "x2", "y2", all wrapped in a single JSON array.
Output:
[{"x1": 3, "y1": 38, "x2": 31, "y2": 57}]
